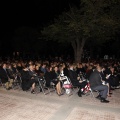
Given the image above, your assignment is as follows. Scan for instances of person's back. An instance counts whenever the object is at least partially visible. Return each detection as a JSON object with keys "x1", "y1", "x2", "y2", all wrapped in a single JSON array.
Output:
[
  {"x1": 89, "y1": 69, "x2": 102, "y2": 89},
  {"x1": 68, "y1": 69, "x2": 78, "y2": 85},
  {"x1": 0, "y1": 66, "x2": 8, "y2": 83},
  {"x1": 21, "y1": 68, "x2": 31, "y2": 91},
  {"x1": 86, "y1": 65, "x2": 94, "y2": 80},
  {"x1": 44, "y1": 67, "x2": 53, "y2": 87}
]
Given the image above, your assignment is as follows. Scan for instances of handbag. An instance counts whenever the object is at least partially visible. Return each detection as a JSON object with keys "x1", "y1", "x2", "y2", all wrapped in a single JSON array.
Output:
[{"x1": 63, "y1": 83, "x2": 72, "y2": 89}]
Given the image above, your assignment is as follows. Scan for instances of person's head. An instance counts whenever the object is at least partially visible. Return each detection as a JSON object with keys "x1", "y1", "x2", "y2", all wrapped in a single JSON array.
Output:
[
  {"x1": 7, "y1": 64, "x2": 12, "y2": 69},
  {"x1": 69, "y1": 63, "x2": 74, "y2": 70},
  {"x1": 35, "y1": 65, "x2": 39, "y2": 70},
  {"x1": 12, "y1": 63, "x2": 17, "y2": 68},
  {"x1": 87, "y1": 65, "x2": 93, "y2": 70},
  {"x1": 73, "y1": 63, "x2": 77, "y2": 70},
  {"x1": 110, "y1": 67, "x2": 114, "y2": 72},
  {"x1": 23, "y1": 65, "x2": 29, "y2": 71},
  {"x1": 17, "y1": 62, "x2": 22, "y2": 67},
  {"x1": 29, "y1": 64, "x2": 35, "y2": 71},
  {"x1": 101, "y1": 66, "x2": 106, "y2": 72},
  {"x1": 28, "y1": 60, "x2": 34, "y2": 65},
  {"x1": 96, "y1": 65, "x2": 102, "y2": 72},
  {"x1": 35, "y1": 62, "x2": 41, "y2": 67},
  {"x1": 2, "y1": 63, "x2": 7, "y2": 69},
  {"x1": 46, "y1": 66, "x2": 53, "y2": 72},
  {"x1": 54, "y1": 66, "x2": 58, "y2": 72},
  {"x1": 42, "y1": 63, "x2": 46, "y2": 68},
  {"x1": 59, "y1": 64, "x2": 64, "y2": 72}
]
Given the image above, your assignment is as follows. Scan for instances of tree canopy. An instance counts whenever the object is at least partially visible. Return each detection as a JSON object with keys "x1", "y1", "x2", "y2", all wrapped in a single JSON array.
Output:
[{"x1": 41, "y1": 0, "x2": 120, "y2": 62}]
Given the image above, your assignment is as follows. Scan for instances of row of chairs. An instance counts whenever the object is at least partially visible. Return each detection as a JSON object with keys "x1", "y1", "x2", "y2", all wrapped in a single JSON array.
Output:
[
  {"x1": 34, "y1": 76, "x2": 99, "y2": 97},
  {"x1": 0, "y1": 76, "x2": 99, "y2": 98},
  {"x1": 0, "y1": 76, "x2": 22, "y2": 90}
]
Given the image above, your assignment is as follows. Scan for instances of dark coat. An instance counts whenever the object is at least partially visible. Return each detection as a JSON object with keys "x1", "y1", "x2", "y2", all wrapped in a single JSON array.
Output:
[
  {"x1": 68, "y1": 69, "x2": 80, "y2": 86},
  {"x1": 44, "y1": 71, "x2": 54, "y2": 87},
  {"x1": 68, "y1": 69, "x2": 88, "y2": 88},
  {"x1": 89, "y1": 69, "x2": 102, "y2": 89},
  {"x1": 21, "y1": 70, "x2": 31, "y2": 91},
  {"x1": 0, "y1": 67, "x2": 9, "y2": 83}
]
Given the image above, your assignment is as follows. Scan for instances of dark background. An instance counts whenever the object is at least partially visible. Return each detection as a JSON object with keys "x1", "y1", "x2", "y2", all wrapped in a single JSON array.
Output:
[
  {"x1": 1, "y1": 0, "x2": 79, "y2": 38},
  {"x1": 1, "y1": 0, "x2": 78, "y2": 53},
  {"x1": 1, "y1": 0, "x2": 119, "y2": 59}
]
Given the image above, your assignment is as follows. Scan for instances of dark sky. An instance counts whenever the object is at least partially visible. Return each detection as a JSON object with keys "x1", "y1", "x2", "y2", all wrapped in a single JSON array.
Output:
[
  {"x1": 1, "y1": 0, "x2": 79, "y2": 39},
  {"x1": 1, "y1": 0, "x2": 120, "y2": 58},
  {"x1": 0, "y1": 0, "x2": 79, "y2": 56}
]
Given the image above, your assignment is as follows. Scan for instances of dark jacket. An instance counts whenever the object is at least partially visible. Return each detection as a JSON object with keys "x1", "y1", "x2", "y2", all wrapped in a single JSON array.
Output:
[
  {"x1": 44, "y1": 71, "x2": 54, "y2": 87},
  {"x1": 0, "y1": 67, "x2": 9, "y2": 83},
  {"x1": 68, "y1": 69, "x2": 88, "y2": 88},
  {"x1": 6, "y1": 68, "x2": 15, "y2": 79},
  {"x1": 89, "y1": 69, "x2": 102, "y2": 88},
  {"x1": 21, "y1": 70, "x2": 31, "y2": 91},
  {"x1": 68, "y1": 69, "x2": 78, "y2": 85}
]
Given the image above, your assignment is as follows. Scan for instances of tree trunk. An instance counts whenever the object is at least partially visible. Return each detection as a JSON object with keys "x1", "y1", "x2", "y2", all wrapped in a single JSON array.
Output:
[
  {"x1": 75, "y1": 49, "x2": 82, "y2": 63},
  {"x1": 71, "y1": 38, "x2": 86, "y2": 63}
]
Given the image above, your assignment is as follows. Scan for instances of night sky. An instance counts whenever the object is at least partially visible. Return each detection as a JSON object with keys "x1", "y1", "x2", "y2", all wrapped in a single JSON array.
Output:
[
  {"x1": 1, "y1": 0, "x2": 79, "y2": 56},
  {"x1": 1, "y1": 0, "x2": 79, "y2": 39},
  {"x1": 1, "y1": 0, "x2": 119, "y2": 58}
]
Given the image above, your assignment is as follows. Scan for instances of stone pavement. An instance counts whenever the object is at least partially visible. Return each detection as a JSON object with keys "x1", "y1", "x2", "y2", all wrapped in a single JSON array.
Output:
[{"x1": 0, "y1": 87, "x2": 120, "y2": 120}]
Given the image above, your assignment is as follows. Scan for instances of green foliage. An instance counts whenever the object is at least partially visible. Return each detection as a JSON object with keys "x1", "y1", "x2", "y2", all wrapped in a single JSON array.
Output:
[
  {"x1": 42, "y1": 0, "x2": 120, "y2": 42},
  {"x1": 41, "y1": 0, "x2": 120, "y2": 60},
  {"x1": 81, "y1": 0, "x2": 120, "y2": 40}
]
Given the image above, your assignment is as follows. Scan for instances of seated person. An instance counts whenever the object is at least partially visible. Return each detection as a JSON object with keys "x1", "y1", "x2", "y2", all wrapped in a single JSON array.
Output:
[
  {"x1": 108, "y1": 66, "x2": 120, "y2": 89},
  {"x1": 34, "y1": 65, "x2": 41, "y2": 76},
  {"x1": 85, "y1": 65, "x2": 94, "y2": 80},
  {"x1": 51, "y1": 66, "x2": 63, "y2": 96},
  {"x1": 45, "y1": 65, "x2": 63, "y2": 96},
  {"x1": 0, "y1": 63, "x2": 13, "y2": 90},
  {"x1": 68, "y1": 63, "x2": 88, "y2": 97},
  {"x1": 7, "y1": 63, "x2": 16, "y2": 80},
  {"x1": 89, "y1": 65, "x2": 109, "y2": 103},
  {"x1": 21, "y1": 65, "x2": 32, "y2": 91},
  {"x1": 28, "y1": 64, "x2": 40, "y2": 93},
  {"x1": 44, "y1": 66, "x2": 54, "y2": 87},
  {"x1": 100, "y1": 66, "x2": 112, "y2": 97},
  {"x1": 40, "y1": 63, "x2": 47, "y2": 75},
  {"x1": 28, "y1": 64, "x2": 47, "y2": 94}
]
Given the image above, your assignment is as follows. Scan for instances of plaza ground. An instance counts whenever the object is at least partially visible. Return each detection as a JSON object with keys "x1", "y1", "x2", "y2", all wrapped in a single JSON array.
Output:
[{"x1": 0, "y1": 86, "x2": 120, "y2": 120}]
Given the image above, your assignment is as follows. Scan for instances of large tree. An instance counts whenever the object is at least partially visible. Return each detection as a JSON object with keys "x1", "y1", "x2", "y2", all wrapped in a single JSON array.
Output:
[{"x1": 41, "y1": 0, "x2": 120, "y2": 62}]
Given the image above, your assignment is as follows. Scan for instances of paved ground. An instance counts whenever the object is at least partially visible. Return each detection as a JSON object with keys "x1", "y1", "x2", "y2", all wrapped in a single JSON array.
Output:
[{"x1": 0, "y1": 86, "x2": 120, "y2": 120}]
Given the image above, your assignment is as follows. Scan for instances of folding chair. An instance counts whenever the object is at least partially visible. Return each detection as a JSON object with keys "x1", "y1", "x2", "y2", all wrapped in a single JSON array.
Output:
[
  {"x1": 87, "y1": 82, "x2": 100, "y2": 97},
  {"x1": 12, "y1": 75, "x2": 22, "y2": 90},
  {"x1": 0, "y1": 78, "x2": 6, "y2": 88},
  {"x1": 50, "y1": 81, "x2": 56, "y2": 92},
  {"x1": 37, "y1": 77, "x2": 51, "y2": 95}
]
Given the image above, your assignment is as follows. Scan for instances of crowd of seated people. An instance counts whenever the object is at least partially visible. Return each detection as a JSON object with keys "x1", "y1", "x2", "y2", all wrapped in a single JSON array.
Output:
[{"x1": 0, "y1": 57, "x2": 120, "y2": 103}]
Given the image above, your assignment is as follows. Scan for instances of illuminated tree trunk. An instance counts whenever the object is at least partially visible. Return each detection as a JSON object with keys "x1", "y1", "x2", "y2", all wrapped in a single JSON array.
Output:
[{"x1": 71, "y1": 38, "x2": 86, "y2": 63}]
